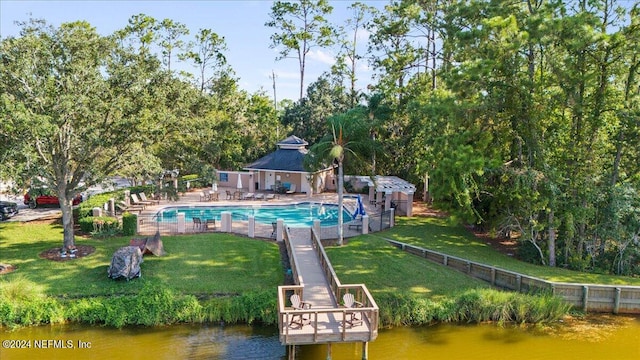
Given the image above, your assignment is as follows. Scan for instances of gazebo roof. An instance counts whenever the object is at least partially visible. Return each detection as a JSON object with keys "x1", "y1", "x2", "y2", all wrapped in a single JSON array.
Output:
[
  {"x1": 355, "y1": 175, "x2": 416, "y2": 194},
  {"x1": 244, "y1": 147, "x2": 308, "y2": 172}
]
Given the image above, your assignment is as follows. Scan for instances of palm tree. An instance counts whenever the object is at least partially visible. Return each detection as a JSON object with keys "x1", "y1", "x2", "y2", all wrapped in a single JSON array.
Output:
[{"x1": 306, "y1": 108, "x2": 374, "y2": 246}]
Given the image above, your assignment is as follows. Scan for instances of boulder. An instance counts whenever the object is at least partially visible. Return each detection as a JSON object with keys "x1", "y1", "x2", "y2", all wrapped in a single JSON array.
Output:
[{"x1": 108, "y1": 246, "x2": 143, "y2": 280}]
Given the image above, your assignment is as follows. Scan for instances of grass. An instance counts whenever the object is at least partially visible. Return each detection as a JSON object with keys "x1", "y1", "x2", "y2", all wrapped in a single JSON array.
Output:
[
  {"x1": 0, "y1": 221, "x2": 283, "y2": 297},
  {"x1": 1, "y1": 212, "x2": 633, "y2": 328},
  {"x1": 326, "y1": 236, "x2": 489, "y2": 301},
  {"x1": 382, "y1": 216, "x2": 640, "y2": 286}
]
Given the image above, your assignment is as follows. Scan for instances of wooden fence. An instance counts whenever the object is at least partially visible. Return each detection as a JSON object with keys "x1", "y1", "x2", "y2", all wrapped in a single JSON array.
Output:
[{"x1": 386, "y1": 239, "x2": 640, "y2": 314}]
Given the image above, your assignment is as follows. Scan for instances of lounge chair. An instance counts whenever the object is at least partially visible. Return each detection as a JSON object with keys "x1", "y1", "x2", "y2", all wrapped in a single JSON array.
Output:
[
  {"x1": 342, "y1": 293, "x2": 364, "y2": 328},
  {"x1": 265, "y1": 193, "x2": 275, "y2": 201},
  {"x1": 131, "y1": 193, "x2": 153, "y2": 207},
  {"x1": 205, "y1": 219, "x2": 216, "y2": 231},
  {"x1": 140, "y1": 192, "x2": 160, "y2": 205},
  {"x1": 285, "y1": 184, "x2": 296, "y2": 194},
  {"x1": 289, "y1": 294, "x2": 312, "y2": 328},
  {"x1": 116, "y1": 201, "x2": 144, "y2": 214},
  {"x1": 254, "y1": 193, "x2": 264, "y2": 200},
  {"x1": 242, "y1": 192, "x2": 255, "y2": 200}
]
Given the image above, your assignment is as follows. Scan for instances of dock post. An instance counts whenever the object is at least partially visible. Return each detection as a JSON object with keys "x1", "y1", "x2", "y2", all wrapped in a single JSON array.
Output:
[
  {"x1": 326, "y1": 343, "x2": 332, "y2": 360},
  {"x1": 362, "y1": 342, "x2": 369, "y2": 360},
  {"x1": 287, "y1": 345, "x2": 295, "y2": 360}
]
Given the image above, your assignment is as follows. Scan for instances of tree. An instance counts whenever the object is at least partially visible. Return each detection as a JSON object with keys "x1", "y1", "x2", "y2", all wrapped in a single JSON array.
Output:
[
  {"x1": 266, "y1": 0, "x2": 336, "y2": 99},
  {"x1": 332, "y1": 1, "x2": 375, "y2": 107},
  {"x1": 158, "y1": 18, "x2": 189, "y2": 72},
  {"x1": 306, "y1": 108, "x2": 373, "y2": 246},
  {"x1": 182, "y1": 28, "x2": 228, "y2": 93},
  {"x1": 0, "y1": 19, "x2": 166, "y2": 254}
]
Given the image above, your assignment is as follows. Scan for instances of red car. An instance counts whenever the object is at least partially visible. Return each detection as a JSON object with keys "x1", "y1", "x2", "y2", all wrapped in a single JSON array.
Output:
[{"x1": 24, "y1": 188, "x2": 82, "y2": 208}]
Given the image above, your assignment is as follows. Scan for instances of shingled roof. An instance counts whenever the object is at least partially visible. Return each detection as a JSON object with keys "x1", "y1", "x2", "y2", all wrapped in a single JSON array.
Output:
[{"x1": 244, "y1": 136, "x2": 309, "y2": 172}]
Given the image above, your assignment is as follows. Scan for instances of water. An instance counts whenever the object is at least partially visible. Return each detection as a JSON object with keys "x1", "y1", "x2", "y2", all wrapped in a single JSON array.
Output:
[
  {"x1": 2, "y1": 317, "x2": 639, "y2": 360},
  {"x1": 155, "y1": 202, "x2": 352, "y2": 227}
]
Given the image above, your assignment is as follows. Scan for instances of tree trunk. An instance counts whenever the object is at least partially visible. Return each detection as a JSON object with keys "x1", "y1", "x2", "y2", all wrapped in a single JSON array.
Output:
[
  {"x1": 57, "y1": 183, "x2": 76, "y2": 254},
  {"x1": 337, "y1": 161, "x2": 344, "y2": 246}
]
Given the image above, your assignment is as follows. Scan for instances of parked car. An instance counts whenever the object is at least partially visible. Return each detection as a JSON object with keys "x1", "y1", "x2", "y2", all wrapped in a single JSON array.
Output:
[
  {"x1": 0, "y1": 200, "x2": 18, "y2": 220},
  {"x1": 23, "y1": 188, "x2": 82, "y2": 209}
]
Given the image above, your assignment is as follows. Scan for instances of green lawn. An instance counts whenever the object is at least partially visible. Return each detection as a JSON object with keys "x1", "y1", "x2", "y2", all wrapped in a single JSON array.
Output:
[
  {"x1": 0, "y1": 221, "x2": 283, "y2": 297},
  {"x1": 327, "y1": 235, "x2": 489, "y2": 301},
  {"x1": 381, "y1": 216, "x2": 640, "y2": 286},
  {"x1": 2, "y1": 214, "x2": 638, "y2": 302}
]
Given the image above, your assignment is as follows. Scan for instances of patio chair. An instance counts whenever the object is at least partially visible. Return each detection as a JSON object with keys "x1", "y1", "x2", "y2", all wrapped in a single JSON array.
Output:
[
  {"x1": 200, "y1": 191, "x2": 210, "y2": 202},
  {"x1": 225, "y1": 190, "x2": 233, "y2": 200},
  {"x1": 285, "y1": 184, "x2": 296, "y2": 194},
  {"x1": 192, "y1": 217, "x2": 203, "y2": 231},
  {"x1": 209, "y1": 192, "x2": 219, "y2": 201},
  {"x1": 205, "y1": 219, "x2": 216, "y2": 231},
  {"x1": 140, "y1": 192, "x2": 160, "y2": 205},
  {"x1": 289, "y1": 294, "x2": 312, "y2": 328},
  {"x1": 342, "y1": 293, "x2": 364, "y2": 328}
]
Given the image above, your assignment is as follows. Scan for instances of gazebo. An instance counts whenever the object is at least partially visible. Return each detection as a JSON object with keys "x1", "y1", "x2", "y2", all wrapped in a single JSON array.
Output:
[
  {"x1": 242, "y1": 135, "x2": 334, "y2": 194},
  {"x1": 352, "y1": 175, "x2": 416, "y2": 216}
]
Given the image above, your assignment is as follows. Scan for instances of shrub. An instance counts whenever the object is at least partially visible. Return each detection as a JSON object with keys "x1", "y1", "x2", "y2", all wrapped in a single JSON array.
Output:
[
  {"x1": 78, "y1": 216, "x2": 120, "y2": 235},
  {"x1": 121, "y1": 213, "x2": 137, "y2": 236},
  {"x1": 0, "y1": 276, "x2": 65, "y2": 327}
]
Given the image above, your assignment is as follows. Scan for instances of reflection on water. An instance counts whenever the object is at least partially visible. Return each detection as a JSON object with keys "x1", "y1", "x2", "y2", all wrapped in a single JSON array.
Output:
[{"x1": 2, "y1": 317, "x2": 639, "y2": 360}]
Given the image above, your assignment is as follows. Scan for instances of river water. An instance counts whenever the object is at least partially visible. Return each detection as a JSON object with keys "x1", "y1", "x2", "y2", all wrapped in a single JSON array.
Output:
[{"x1": 1, "y1": 316, "x2": 639, "y2": 360}]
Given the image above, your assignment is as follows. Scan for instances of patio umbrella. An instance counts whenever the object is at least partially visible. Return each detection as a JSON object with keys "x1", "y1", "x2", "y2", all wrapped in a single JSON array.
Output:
[
  {"x1": 353, "y1": 194, "x2": 366, "y2": 219},
  {"x1": 237, "y1": 174, "x2": 243, "y2": 190}
]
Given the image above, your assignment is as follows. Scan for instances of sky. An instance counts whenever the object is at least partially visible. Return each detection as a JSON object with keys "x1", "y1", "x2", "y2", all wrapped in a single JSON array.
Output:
[{"x1": 0, "y1": 0, "x2": 385, "y2": 102}]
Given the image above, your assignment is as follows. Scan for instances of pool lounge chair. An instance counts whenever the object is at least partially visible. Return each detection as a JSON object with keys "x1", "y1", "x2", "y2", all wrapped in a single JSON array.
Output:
[
  {"x1": 242, "y1": 192, "x2": 255, "y2": 200},
  {"x1": 140, "y1": 192, "x2": 160, "y2": 205},
  {"x1": 285, "y1": 184, "x2": 296, "y2": 194},
  {"x1": 254, "y1": 193, "x2": 264, "y2": 200},
  {"x1": 116, "y1": 201, "x2": 144, "y2": 214},
  {"x1": 131, "y1": 193, "x2": 153, "y2": 207},
  {"x1": 265, "y1": 193, "x2": 275, "y2": 201}
]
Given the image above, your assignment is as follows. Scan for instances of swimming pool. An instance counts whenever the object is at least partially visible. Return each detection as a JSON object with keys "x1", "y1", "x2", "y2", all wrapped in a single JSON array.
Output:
[{"x1": 155, "y1": 202, "x2": 351, "y2": 227}]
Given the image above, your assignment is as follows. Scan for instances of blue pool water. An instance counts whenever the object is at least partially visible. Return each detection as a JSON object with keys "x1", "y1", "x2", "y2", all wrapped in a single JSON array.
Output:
[{"x1": 155, "y1": 202, "x2": 351, "y2": 227}]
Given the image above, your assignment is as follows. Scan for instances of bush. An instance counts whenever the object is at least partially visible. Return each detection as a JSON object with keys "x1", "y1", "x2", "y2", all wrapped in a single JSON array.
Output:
[
  {"x1": 121, "y1": 213, "x2": 137, "y2": 236},
  {"x1": 76, "y1": 191, "x2": 123, "y2": 218},
  {"x1": 78, "y1": 216, "x2": 120, "y2": 235},
  {"x1": 0, "y1": 276, "x2": 65, "y2": 328}
]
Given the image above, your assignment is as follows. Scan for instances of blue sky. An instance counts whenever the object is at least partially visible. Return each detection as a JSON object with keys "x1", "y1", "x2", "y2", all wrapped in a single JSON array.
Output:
[{"x1": 1, "y1": 0, "x2": 385, "y2": 102}]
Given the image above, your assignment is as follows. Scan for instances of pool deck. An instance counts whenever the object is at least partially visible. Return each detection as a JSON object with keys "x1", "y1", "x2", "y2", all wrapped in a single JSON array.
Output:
[{"x1": 136, "y1": 187, "x2": 381, "y2": 239}]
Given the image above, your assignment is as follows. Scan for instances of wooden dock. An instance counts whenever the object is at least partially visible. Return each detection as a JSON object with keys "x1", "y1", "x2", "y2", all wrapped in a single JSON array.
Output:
[{"x1": 277, "y1": 227, "x2": 379, "y2": 349}]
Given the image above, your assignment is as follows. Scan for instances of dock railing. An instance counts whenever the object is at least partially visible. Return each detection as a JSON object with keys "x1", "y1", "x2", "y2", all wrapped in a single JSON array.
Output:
[{"x1": 277, "y1": 225, "x2": 379, "y2": 345}]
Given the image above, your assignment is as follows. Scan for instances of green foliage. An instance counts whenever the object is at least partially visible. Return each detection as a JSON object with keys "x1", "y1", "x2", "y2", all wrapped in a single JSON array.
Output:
[
  {"x1": 375, "y1": 288, "x2": 570, "y2": 327},
  {"x1": 0, "y1": 276, "x2": 65, "y2": 328},
  {"x1": 77, "y1": 216, "x2": 120, "y2": 235},
  {"x1": 76, "y1": 191, "x2": 123, "y2": 218},
  {"x1": 121, "y1": 212, "x2": 137, "y2": 236}
]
